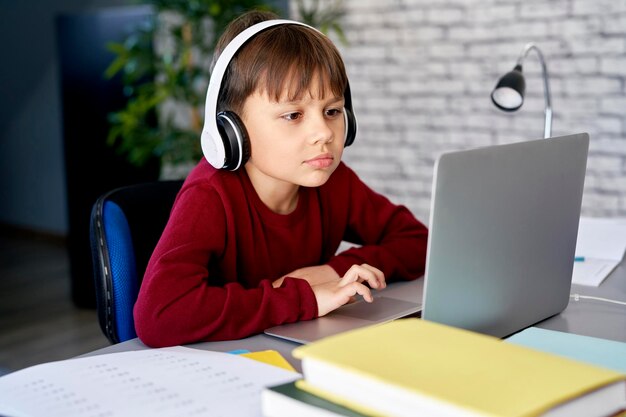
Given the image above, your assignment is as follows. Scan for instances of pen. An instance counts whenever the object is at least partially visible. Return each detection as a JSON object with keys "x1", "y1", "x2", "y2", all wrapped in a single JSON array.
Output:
[{"x1": 574, "y1": 256, "x2": 585, "y2": 262}]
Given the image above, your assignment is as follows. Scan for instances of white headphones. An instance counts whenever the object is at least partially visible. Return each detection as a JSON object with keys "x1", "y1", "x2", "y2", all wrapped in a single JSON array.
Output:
[{"x1": 201, "y1": 19, "x2": 357, "y2": 171}]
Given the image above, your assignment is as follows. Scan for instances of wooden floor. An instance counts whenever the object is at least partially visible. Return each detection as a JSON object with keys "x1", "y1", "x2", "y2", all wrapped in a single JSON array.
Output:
[{"x1": 0, "y1": 231, "x2": 109, "y2": 375}]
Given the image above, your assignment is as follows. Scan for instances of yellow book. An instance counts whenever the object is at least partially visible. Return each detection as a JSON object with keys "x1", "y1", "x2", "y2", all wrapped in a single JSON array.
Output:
[
  {"x1": 292, "y1": 319, "x2": 626, "y2": 417},
  {"x1": 240, "y1": 349, "x2": 296, "y2": 372}
]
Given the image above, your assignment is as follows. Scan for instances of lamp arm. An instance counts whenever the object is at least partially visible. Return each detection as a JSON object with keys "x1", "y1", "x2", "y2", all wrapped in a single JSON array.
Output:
[{"x1": 517, "y1": 43, "x2": 552, "y2": 138}]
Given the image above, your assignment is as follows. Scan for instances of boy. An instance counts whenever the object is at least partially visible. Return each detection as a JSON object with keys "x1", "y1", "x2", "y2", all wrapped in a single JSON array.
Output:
[{"x1": 134, "y1": 10, "x2": 428, "y2": 347}]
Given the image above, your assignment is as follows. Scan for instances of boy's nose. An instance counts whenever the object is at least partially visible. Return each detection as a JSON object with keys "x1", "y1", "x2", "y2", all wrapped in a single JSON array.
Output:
[{"x1": 308, "y1": 116, "x2": 334, "y2": 145}]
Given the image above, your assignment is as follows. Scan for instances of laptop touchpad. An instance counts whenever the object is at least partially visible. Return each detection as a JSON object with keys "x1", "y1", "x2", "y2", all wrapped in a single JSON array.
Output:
[{"x1": 331, "y1": 296, "x2": 419, "y2": 321}]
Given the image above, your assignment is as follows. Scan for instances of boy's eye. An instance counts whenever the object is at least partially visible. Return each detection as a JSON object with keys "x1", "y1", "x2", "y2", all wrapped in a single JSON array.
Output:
[
  {"x1": 326, "y1": 108, "x2": 343, "y2": 118},
  {"x1": 282, "y1": 112, "x2": 302, "y2": 121}
]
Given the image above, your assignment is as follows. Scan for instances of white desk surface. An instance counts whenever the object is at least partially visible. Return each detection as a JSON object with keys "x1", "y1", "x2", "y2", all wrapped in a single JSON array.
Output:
[
  {"x1": 85, "y1": 264, "x2": 626, "y2": 373},
  {"x1": 537, "y1": 261, "x2": 626, "y2": 343}
]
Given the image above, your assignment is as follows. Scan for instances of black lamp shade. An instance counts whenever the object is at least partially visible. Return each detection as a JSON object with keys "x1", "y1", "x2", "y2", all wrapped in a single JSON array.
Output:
[{"x1": 491, "y1": 64, "x2": 526, "y2": 112}]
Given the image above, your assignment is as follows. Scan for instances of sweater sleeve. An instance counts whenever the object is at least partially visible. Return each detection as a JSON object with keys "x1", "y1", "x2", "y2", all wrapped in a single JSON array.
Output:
[
  {"x1": 133, "y1": 183, "x2": 318, "y2": 347},
  {"x1": 325, "y1": 165, "x2": 428, "y2": 282}
]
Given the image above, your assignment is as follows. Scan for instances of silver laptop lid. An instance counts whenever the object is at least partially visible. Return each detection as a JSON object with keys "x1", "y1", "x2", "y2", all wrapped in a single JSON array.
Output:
[{"x1": 421, "y1": 133, "x2": 589, "y2": 338}]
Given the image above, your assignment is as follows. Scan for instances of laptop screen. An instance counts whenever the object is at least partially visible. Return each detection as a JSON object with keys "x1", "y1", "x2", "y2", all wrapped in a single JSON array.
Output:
[{"x1": 421, "y1": 133, "x2": 589, "y2": 338}]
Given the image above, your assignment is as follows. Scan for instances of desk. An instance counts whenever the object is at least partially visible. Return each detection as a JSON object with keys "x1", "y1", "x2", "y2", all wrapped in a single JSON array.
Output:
[
  {"x1": 85, "y1": 263, "x2": 626, "y2": 372},
  {"x1": 538, "y1": 261, "x2": 626, "y2": 343},
  {"x1": 83, "y1": 279, "x2": 423, "y2": 373}
]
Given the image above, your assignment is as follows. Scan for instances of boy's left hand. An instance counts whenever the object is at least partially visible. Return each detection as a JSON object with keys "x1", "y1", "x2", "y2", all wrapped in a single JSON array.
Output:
[
  {"x1": 272, "y1": 264, "x2": 340, "y2": 288},
  {"x1": 272, "y1": 264, "x2": 386, "y2": 290},
  {"x1": 310, "y1": 264, "x2": 387, "y2": 316}
]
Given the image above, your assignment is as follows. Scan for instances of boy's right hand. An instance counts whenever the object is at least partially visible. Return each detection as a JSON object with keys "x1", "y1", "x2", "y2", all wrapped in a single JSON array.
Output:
[{"x1": 311, "y1": 264, "x2": 386, "y2": 317}]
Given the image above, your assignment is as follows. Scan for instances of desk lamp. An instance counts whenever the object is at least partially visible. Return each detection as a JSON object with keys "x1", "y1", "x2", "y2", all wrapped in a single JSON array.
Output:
[{"x1": 491, "y1": 43, "x2": 552, "y2": 138}]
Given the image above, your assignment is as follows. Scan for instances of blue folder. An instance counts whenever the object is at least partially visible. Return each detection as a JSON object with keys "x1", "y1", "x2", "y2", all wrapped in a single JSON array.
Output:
[{"x1": 506, "y1": 327, "x2": 626, "y2": 374}]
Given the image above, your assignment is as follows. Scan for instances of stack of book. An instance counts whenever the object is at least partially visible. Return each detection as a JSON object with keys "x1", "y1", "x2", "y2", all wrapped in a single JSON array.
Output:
[{"x1": 262, "y1": 319, "x2": 626, "y2": 417}]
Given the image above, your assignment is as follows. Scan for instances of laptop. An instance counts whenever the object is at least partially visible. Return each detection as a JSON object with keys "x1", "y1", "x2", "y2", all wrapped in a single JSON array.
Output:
[{"x1": 264, "y1": 132, "x2": 590, "y2": 344}]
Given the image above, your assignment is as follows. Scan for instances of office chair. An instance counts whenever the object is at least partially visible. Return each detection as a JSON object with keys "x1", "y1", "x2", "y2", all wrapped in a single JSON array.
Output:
[{"x1": 90, "y1": 180, "x2": 184, "y2": 344}]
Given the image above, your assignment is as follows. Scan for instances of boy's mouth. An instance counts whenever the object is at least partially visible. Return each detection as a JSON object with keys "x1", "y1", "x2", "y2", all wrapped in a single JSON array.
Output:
[{"x1": 304, "y1": 154, "x2": 334, "y2": 169}]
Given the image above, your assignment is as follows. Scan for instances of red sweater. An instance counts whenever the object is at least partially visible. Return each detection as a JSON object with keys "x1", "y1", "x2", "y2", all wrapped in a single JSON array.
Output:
[{"x1": 134, "y1": 159, "x2": 428, "y2": 346}]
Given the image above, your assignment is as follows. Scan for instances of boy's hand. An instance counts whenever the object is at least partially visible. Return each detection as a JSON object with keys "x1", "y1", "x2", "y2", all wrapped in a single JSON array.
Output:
[
  {"x1": 310, "y1": 264, "x2": 386, "y2": 317},
  {"x1": 272, "y1": 264, "x2": 386, "y2": 291},
  {"x1": 341, "y1": 264, "x2": 386, "y2": 290},
  {"x1": 272, "y1": 264, "x2": 340, "y2": 288}
]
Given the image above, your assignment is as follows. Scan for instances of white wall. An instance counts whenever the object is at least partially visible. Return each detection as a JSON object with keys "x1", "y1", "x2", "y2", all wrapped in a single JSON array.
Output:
[
  {"x1": 4, "y1": 1, "x2": 621, "y2": 234},
  {"x1": 295, "y1": 0, "x2": 626, "y2": 223}
]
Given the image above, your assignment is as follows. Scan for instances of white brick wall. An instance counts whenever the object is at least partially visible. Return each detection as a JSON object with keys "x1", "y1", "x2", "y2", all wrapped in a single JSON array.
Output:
[{"x1": 293, "y1": 0, "x2": 626, "y2": 222}]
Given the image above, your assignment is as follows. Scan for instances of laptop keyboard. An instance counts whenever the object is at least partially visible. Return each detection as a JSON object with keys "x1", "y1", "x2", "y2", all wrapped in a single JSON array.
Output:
[{"x1": 331, "y1": 296, "x2": 421, "y2": 321}]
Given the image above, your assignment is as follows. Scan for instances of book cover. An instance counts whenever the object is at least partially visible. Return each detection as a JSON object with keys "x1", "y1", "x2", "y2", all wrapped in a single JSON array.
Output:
[
  {"x1": 293, "y1": 319, "x2": 626, "y2": 417},
  {"x1": 239, "y1": 349, "x2": 297, "y2": 372},
  {"x1": 506, "y1": 327, "x2": 626, "y2": 374},
  {"x1": 262, "y1": 380, "x2": 367, "y2": 417}
]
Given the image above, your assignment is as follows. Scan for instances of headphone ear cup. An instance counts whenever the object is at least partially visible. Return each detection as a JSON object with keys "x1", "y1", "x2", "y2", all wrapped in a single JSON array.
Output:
[
  {"x1": 344, "y1": 107, "x2": 357, "y2": 147},
  {"x1": 216, "y1": 111, "x2": 251, "y2": 170}
]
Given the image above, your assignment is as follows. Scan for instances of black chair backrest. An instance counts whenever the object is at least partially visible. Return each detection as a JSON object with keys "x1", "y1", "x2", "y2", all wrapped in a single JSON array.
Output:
[{"x1": 90, "y1": 180, "x2": 183, "y2": 343}]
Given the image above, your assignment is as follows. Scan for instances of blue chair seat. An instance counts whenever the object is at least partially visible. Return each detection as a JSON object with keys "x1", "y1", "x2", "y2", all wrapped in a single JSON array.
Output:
[{"x1": 90, "y1": 180, "x2": 183, "y2": 344}]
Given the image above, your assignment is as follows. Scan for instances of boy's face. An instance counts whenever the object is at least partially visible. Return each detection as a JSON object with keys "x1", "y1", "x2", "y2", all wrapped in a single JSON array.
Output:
[{"x1": 241, "y1": 75, "x2": 346, "y2": 189}]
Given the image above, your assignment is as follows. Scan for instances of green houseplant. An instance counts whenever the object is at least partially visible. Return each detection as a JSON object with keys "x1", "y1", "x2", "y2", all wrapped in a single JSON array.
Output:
[{"x1": 105, "y1": 0, "x2": 346, "y2": 177}]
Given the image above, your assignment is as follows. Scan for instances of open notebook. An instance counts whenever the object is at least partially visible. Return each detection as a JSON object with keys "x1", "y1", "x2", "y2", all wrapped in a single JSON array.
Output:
[
  {"x1": 572, "y1": 216, "x2": 626, "y2": 286},
  {"x1": 265, "y1": 133, "x2": 590, "y2": 343}
]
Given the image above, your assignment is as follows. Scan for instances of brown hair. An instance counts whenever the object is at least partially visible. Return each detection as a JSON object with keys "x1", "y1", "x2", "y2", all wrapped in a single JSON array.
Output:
[{"x1": 212, "y1": 10, "x2": 348, "y2": 114}]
